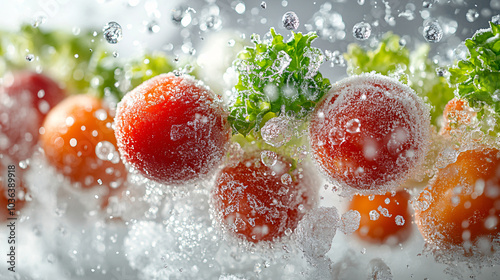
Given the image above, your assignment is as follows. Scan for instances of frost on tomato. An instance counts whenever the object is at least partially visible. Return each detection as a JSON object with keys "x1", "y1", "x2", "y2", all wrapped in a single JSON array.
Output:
[
  {"x1": 349, "y1": 190, "x2": 412, "y2": 245},
  {"x1": 40, "y1": 95, "x2": 126, "y2": 189},
  {"x1": 0, "y1": 72, "x2": 65, "y2": 161},
  {"x1": 309, "y1": 74, "x2": 430, "y2": 194},
  {"x1": 415, "y1": 148, "x2": 500, "y2": 253},
  {"x1": 211, "y1": 154, "x2": 316, "y2": 243},
  {"x1": 115, "y1": 73, "x2": 230, "y2": 185}
]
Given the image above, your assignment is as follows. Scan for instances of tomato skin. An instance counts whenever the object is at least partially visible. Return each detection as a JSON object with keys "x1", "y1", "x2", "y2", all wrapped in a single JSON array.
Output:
[
  {"x1": 415, "y1": 148, "x2": 500, "y2": 249},
  {"x1": 349, "y1": 190, "x2": 412, "y2": 245},
  {"x1": 115, "y1": 73, "x2": 230, "y2": 185},
  {"x1": 309, "y1": 74, "x2": 430, "y2": 193},
  {"x1": 40, "y1": 95, "x2": 126, "y2": 189},
  {"x1": 0, "y1": 72, "x2": 65, "y2": 161},
  {"x1": 212, "y1": 154, "x2": 315, "y2": 243}
]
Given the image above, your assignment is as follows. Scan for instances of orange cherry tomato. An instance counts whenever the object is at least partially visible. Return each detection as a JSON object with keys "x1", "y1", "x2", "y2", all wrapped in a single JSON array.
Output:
[
  {"x1": 415, "y1": 148, "x2": 500, "y2": 251},
  {"x1": 40, "y1": 95, "x2": 126, "y2": 189},
  {"x1": 349, "y1": 190, "x2": 412, "y2": 245},
  {"x1": 439, "y1": 98, "x2": 476, "y2": 136}
]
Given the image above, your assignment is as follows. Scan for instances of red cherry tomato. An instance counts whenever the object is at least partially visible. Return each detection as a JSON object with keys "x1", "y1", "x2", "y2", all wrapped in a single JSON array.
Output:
[
  {"x1": 0, "y1": 72, "x2": 65, "y2": 161},
  {"x1": 115, "y1": 73, "x2": 230, "y2": 185},
  {"x1": 349, "y1": 190, "x2": 412, "y2": 245},
  {"x1": 309, "y1": 74, "x2": 430, "y2": 194},
  {"x1": 415, "y1": 148, "x2": 500, "y2": 251},
  {"x1": 212, "y1": 153, "x2": 315, "y2": 243}
]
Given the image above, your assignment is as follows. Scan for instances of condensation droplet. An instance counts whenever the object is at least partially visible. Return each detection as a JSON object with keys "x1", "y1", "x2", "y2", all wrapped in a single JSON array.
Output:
[
  {"x1": 352, "y1": 22, "x2": 371, "y2": 40},
  {"x1": 423, "y1": 21, "x2": 443, "y2": 43},
  {"x1": 26, "y1": 54, "x2": 35, "y2": 62},
  {"x1": 369, "y1": 210, "x2": 380, "y2": 221},
  {"x1": 282, "y1": 11, "x2": 299, "y2": 30},
  {"x1": 103, "y1": 21, "x2": 123, "y2": 44},
  {"x1": 395, "y1": 215, "x2": 405, "y2": 226}
]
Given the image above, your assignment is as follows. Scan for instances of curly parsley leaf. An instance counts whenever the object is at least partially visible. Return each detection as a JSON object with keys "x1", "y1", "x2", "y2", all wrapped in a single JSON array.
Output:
[
  {"x1": 228, "y1": 28, "x2": 331, "y2": 136},
  {"x1": 344, "y1": 32, "x2": 455, "y2": 125},
  {"x1": 448, "y1": 21, "x2": 500, "y2": 125}
]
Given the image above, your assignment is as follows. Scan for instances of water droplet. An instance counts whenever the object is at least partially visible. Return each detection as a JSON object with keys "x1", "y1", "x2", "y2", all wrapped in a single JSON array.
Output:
[
  {"x1": 395, "y1": 215, "x2": 405, "y2": 226},
  {"x1": 357, "y1": 0, "x2": 365, "y2": 5},
  {"x1": 281, "y1": 173, "x2": 292, "y2": 185},
  {"x1": 261, "y1": 150, "x2": 278, "y2": 167},
  {"x1": 234, "y1": 2, "x2": 246, "y2": 14},
  {"x1": 103, "y1": 22, "x2": 123, "y2": 44},
  {"x1": 282, "y1": 11, "x2": 299, "y2": 30},
  {"x1": 369, "y1": 210, "x2": 380, "y2": 221},
  {"x1": 423, "y1": 21, "x2": 443, "y2": 43},
  {"x1": 261, "y1": 1, "x2": 267, "y2": 9},
  {"x1": 352, "y1": 22, "x2": 371, "y2": 40},
  {"x1": 466, "y1": 9, "x2": 479, "y2": 22},
  {"x1": 492, "y1": 15, "x2": 500, "y2": 25},
  {"x1": 147, "y1": 20, "x2": 160, "y2": 33},
  {"x1": 345, "y1": 119, "x2": 361, "y2": 133},
  {"x1": 95, "y1": 141, "x2": 119, "y2": 163},
  {"x1": 26, "y1": 54, "x2": 35, "y2": 62}
]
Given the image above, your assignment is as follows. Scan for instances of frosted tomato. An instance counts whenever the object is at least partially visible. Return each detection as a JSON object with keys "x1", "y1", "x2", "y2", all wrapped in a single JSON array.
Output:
[
  {"x1": 0, "y1": 72, "x2": 65, "y2": 161},
  {"x1": 212, "y1": 153, "x2": 315, "y2": 243},
  {"x1": 115, "y1": 73, "x2": 230, "y2": 185},
  {"x1": 309, "y1": 74, "x2": 430, "y2": 193},
  {"x1": 40, "y1": 95, "x2": 126, "y2": 189},
  {"x1": 349, "y1": 190, "x2": 412, "y2": 245},
  {"x1": 415, "y1": 148, "x2": 500, "y2": 251}
]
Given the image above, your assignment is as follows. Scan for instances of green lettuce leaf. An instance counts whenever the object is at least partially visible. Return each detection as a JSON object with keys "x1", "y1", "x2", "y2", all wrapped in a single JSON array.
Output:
[
  {"x1": 228, "y1": 28, "x2": 331, "y2": 136},
  {"x1": 448, "y1": 21, "x2": 500, "y2": 132}
]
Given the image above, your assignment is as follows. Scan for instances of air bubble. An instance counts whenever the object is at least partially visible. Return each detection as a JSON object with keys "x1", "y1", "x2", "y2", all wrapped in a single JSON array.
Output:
[
  {"x1": 103, "y1": 22, "x2": 123, "y2": 44},
  {"x1": 282, "y1": 11, "x2": 299, "y2": 30},
  {"x1": 353, "y1": 22, "x2": 371, "y2": 40}
]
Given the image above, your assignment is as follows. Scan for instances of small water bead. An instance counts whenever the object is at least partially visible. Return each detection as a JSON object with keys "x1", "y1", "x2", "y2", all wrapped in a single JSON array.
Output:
[
  {"x1": 352, "y1": 22, "x2": 371, "y2": 40},
  {"x1": 261, "y1": 150, "x2": 278, "y2": 167},
  {"x1": 95, "y1": 141, "x2": 120, "y2": 163},
  {"x1": 171, "y1": 6, "x2": 186, "y2": 24},
  {"x1": 395, "y1": 215, "x2": 405, "y2": 226},
  {"x1": 103, "y1": 22, "x2": 123, "y2": 44},
  {"x1": 466, "y1": 9, "x2": 479, "y2": 22},
  {"x1": 369, "y1": 210, "x2": 380, "y2": 221},
  {"x1": 357, "y1": 0, "x2": 365, "y2": 5},
  {"x1": 26, "y1": 54, "x2": 35, "y2": 62},
  {"x1": 282, "y1": 11, "x2": 300, "y2": 30},
  {"x1": 325, "y1": 50, "x2": 345, "y2": 67},
  {"x1": 147, "y1": 20, "x2": 160, "y2": 33},
  {"x1": 345, "y1": 118, "x2": 361, "y2": 133},
  {"x1": 423, "y1": 21, "x2": 443, "y2": 43},
  {"x1": 261, "y1": 1, "x2": 266, "y2": 9},
  {"x1": 492, "y1": 15, "x2": 500, "y2": 25}
]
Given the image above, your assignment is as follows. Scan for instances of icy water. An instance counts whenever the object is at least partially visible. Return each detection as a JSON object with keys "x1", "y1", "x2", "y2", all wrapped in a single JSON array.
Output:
[{"x1": 1, "y1": 0, "x2": 500, "y2": 279}]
